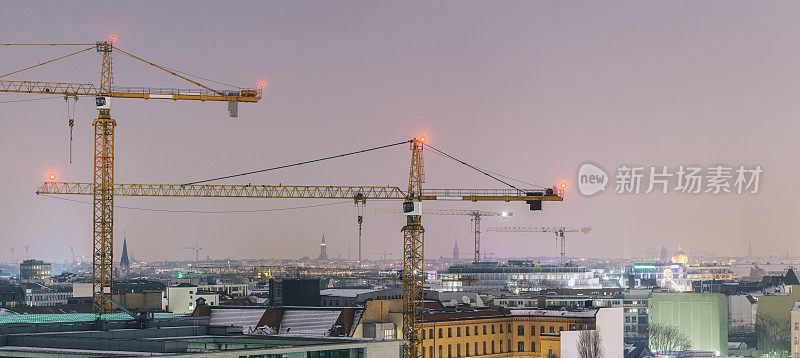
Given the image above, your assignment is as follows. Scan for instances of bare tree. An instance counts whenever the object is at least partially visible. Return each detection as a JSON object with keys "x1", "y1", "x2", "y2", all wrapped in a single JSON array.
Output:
[
  {"x1": 577, "y1": 329, "x2": 604, "y2": 358},
  {"x1": 648, "y1": 323, "x2": 691, "y2": 353},
  {"x1": 755, "y1": 312, "x2": 790, "y2": 354}
]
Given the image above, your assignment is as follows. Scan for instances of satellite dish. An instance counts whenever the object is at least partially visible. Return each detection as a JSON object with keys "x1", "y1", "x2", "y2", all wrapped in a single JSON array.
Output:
[
  {"x1": 449, "y1": 299, "x2": 458, "y2": 306},
  {"x1": 462, "y1": 295, "x2": 471, "y2": 304}
]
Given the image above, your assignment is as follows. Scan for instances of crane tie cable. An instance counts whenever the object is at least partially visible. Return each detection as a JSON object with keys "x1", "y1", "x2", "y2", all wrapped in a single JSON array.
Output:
[
  {"x1": 182, "y1": 140, "x2": 412, "y2": 186},
  {"x1": 425, "y1": 144, "x2": 525, "y2": 193}
]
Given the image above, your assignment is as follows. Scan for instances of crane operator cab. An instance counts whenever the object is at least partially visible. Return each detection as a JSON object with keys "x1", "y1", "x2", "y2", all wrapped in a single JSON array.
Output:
[{"x1": 96, "y1": 96, "x2": 111, "y2": 110}]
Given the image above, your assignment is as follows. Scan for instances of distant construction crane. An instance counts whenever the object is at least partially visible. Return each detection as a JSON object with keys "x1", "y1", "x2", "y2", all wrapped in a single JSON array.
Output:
[
  {"x1": 178, "y1": 244, "x2": 204, "y2": 263},
  {"x1": 486, "y1": 226, "x2": 591, "y2": 266},
  {"x1": 2, "y1": 38, "x2": 262, "y2": 313},
  {"x1": 376, "y1": 208, "x2": 511, "y2": 263}
]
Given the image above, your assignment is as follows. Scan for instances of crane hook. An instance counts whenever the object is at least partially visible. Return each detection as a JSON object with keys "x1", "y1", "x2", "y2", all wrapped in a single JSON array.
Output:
[{"x1": 65, "y1": 94, "x2": 78, "y2": 164}]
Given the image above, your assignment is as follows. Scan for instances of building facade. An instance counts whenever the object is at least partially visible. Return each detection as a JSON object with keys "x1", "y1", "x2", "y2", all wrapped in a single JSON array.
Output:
[
  {"x1": 19, "y1": 259, "x2": 51, "y2": 281},
  {"x1": 792, "y1": 301, "x2": 800, "y2": 358},
  {"x1": 0, "y1": 284, "x2": 24, "y2": 308},
  {"x1": 440, "y1": 261, "x2": 601, "y2": 293},
  {"x1": 648, "y1": 292, "x2": 728, "y2": 356}
]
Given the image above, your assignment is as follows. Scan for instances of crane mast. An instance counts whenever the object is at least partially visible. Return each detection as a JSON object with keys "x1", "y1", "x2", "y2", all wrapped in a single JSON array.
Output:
[{"x1": 401, "y1": 138, "x2": 425, "y2": 358}]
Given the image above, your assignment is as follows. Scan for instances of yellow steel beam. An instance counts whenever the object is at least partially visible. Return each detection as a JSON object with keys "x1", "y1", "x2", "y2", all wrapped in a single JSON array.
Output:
[
  {"x1": 0, "y1": 81, "x2": 260, "y2": 102},
  {"x1": 36, "y1": 182, "x2": 563, "y2": 202}
]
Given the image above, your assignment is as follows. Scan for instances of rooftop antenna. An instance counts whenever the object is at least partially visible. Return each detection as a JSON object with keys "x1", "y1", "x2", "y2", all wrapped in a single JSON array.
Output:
[{"x1": 24, "y1": 245, "x2": 30, "y2": 259}]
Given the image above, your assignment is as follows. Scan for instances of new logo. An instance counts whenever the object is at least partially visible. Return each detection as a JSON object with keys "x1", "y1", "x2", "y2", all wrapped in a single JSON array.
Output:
[{"x1": 578, "y1": 163, "x2": 608, "y2": 196}]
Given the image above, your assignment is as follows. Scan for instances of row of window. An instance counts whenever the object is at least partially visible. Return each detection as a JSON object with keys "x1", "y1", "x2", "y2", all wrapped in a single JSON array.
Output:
[
  {"x1": 423, "y1": 340, "x2": 551, "y2": 357},
  {"x1": 424, "y1": 323, "x2": 581, "y2": 339}
]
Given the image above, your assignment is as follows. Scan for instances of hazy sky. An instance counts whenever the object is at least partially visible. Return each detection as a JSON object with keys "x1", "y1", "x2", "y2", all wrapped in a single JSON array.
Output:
[{"x1": 1, "y1": 1, "x2": 798, "y2": 263}]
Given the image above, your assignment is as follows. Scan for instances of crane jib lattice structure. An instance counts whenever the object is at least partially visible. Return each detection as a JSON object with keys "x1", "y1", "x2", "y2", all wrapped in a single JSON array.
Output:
[
  {"x1": 37, "y1": 138, "x2": 564, "y2": 357},
  {"x1": 2, "y1": 40, "x2": 262, "y2": 313}
]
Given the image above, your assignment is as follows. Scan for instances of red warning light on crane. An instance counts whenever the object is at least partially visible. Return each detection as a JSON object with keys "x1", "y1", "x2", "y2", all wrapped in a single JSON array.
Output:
[
  {"x1": 259, "y1": 81, "x2": 266, "y2": 89},
  {"x1": 48, "y1": 173, "x2": 56, "y2": 181},
  {"x1": 110, "y1": 35, "x2": 117, "y2": 42}
]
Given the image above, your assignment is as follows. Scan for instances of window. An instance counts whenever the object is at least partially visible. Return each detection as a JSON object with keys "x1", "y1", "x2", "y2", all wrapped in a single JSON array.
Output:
[
  {"x1": 796, "y1": 322, "x2": 799, "y2": 331},
  {"x1": 423, "y1": 346, "x2": 426, "y2": 358},
  {"x1": 531, "y1": 341, "x2": 536, "y2": 352},
  {"x1": 423, "y1": 329, "x2": 426, "y2": 340},
  {"x1": 508, "y1": 324, "x2": 511, "y2": 333},
  {"x1": 483, "y1": 325, "x2": 487, "y2": 335},
  {"x1": 456, "y1": 344, "x2": 460, "y2": 357},
  {"x1": 559, "y1": 326, "x2": 564, "y2": 332},
  {"x1": 482, "y1": 341, "x2": 486, "y2": 355},
  {"x1": 518, "y1": 341, "x2": 525, "y2": 352},
  {"x1": 430, "y1": 329, "x2": 434, "y2": 340},
  {"x1": 430, "y1": 346, "x2": 433, "y2": 358},
  {"x1": 541, "y1": 326, "x2": 545, "y2": 335},
  {"x1": 474, "y1": 326, "x2": 478, "y2": 336},
  {"x1": 439, "y1": 345, "x2": 443, "y2": 358},
  {"x1": 491, "y1": 325, "x2": 495, "y2": 334},
  {"x1": 448, "y1": 344, "x2": 451, "y2": 358},
  {"x1": 499, "y1": 324, "x2": 503, "y2": 333},
  {"x1": 466, "y1": 326, "x2": 469, "y2": 336},
  {"x1": 531, "y1": 325, "x2": 536, "y2": 336},
  {"x1": 457, "y1": 327, "x2": 461, "y2": 337},
  {"x1": 569, "y1": 324, "x2": 575, "y2": 330},
  {"x1": 517, "y1": 325, "x2": 524, "y2": 336},
  {"x1": 466, "y1": 343, "x2": 469, "y2": 356},
  {"x1": 439, "y1": 328, "x2": 443, "y2": 338},
  {"x1": 549, "y1": 326, "x2": 554, "y2": 333},
  {"x1": 491, "y1": 341, "x2": 495, "y2": 354},
  {"x1": 499, "y1": 340, "x2": 503, "y2": 353},
  {"x1": 448, "y1": 327, "x2": 452, "y2": 338}
]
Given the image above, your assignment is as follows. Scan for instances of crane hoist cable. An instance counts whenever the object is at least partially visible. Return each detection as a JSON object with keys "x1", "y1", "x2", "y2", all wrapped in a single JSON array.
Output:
[{"x1": 65, "y1": 95, "x2": 77, "y2": 164}]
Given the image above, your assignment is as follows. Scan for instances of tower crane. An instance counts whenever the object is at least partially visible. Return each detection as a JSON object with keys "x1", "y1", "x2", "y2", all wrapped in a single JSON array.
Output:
[
  {"x1": 37, "y1": 140, "x2": 563, "y2": 356},
  {"x1": 486, "y1": 226, "x2": 591, "y2": 266},
  {"x1": 178, "y1": 244, "x2": 204, "y2": 263},
  {"x1": 376, "y1": 208, "x2": 511, "y2": 263},
  {"x1": 2, "y1": 39, "x2": 262, "y2": 313}
]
